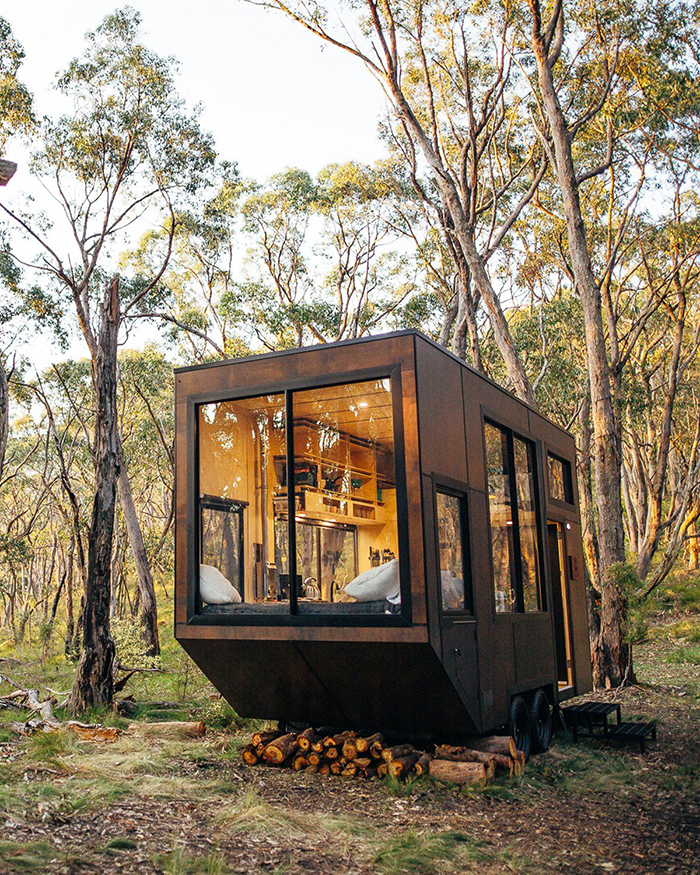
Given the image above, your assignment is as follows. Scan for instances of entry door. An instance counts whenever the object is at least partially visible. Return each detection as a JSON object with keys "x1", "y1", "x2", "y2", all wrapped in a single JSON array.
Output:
[
  {"x1": 547, "y1": 522, "x2": 574, "y2": 687},
  {"x1": 435, "y1": 484, "x2": 480, "y2": 723}
]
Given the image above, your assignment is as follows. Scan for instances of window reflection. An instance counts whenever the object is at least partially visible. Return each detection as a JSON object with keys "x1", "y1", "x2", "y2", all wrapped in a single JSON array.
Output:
[
  {"x1": 198, "y1": 394, "x2": 287, "y2": 613},
  {"x1": 548, "y1": 453, "x2": 573, "y2": 504},
  {"x1": 485, "y1": 423, "x2": 516, "y2": 613},
  {"x1": 196, "y1": 380, "x2": 401, "y2": 617},
  {"x1": 293, "y1": 380, "x2": 400, "y2": 615},
  {"x1": 514, "y1": 438, "x2": 542, "y2": 612},
  {"x1": 437, "y1": 491, "x2": 468, "y2": 612}
]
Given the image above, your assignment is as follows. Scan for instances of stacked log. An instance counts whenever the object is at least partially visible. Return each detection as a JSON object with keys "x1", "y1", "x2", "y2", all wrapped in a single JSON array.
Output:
[
  {"x1": 241, "y1": 728, "x2": 527, "y2": 786},
  {"x1": 430, "y1": 742, "x2": 525, "y2": 784}
]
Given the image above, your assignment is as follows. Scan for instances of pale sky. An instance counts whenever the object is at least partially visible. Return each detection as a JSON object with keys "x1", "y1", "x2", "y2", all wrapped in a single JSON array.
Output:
[
  {"x1": 7, "y1": 0, "x2": 388, "y2": 182},
  {"x1": 3, "y1": 1, "x2": 390, "y2": 368}
]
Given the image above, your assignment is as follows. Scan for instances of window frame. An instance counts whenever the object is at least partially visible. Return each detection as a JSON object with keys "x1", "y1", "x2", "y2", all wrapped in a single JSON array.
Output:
[
  {"x1": 187, "y1": 365, "x2": 412, "y2": 627},
  {"x1": 547, "y1": 451, "x2": 574, "y2": 506},
  {"x1": 199, "y1": 494, "x2": 247, "y2": 603},
  {"x1": 432, "y1": 476, "x2": 474, "y2": 617},
  {"x1": 483, "y1": 417, "x2": 547, "y2": 616}
]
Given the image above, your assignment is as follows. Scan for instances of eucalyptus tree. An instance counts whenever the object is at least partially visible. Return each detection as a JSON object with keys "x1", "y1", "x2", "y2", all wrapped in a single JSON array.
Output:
[
  {"x1": 0, "y1": 16, "x2": 35, "y2": 485},
  {"x1": 261, "y1": 0, "x2": 544, "y2": 403},
  {"x1": 0, "y1": 16, "x2": 34, "y2": 156},
  {"x1": 521, "y1": 0, "x2": 700, "y2": 684},
  {"x1": 241, "y1": 161, "x2": 420, "y2": 346},
  {"x1": 136, "y1": 160, "x2": 421, "y2": 358},
  {"x1": 1, "y1": 9, "x2": 215, "y2": 707}
]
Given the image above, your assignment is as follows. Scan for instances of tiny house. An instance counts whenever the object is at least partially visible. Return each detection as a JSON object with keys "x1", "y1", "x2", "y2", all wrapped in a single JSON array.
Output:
[{"x1": 174, "y1": 331, "x2": 592, "y2": 754}]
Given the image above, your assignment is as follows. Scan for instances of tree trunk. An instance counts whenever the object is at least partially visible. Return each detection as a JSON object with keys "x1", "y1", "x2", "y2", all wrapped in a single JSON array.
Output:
[
  {"x1": 577, "y1": 393, "x2": 601, "y2": 592},
  {"x1": 116, "y1": 435, "x2": 160, "y2": 655},
  {"x1": 64, "y1": 537, "x2": 76, "y2": 658},
  {"x1": 528, "y1": 4, "x2": 628, "y2": 687},
  {"x1": 636, "y1": 304, "x2": 686, "y2": 580},
  {"x1": 69, "y1": 277, "x2": 120, "y2": 712},
  {"x1": 689, "y1": 528, "x2": 700, "y2": 570},
  {"x1": 0, "y1": 356, "x2": 8, "y2": 484}
]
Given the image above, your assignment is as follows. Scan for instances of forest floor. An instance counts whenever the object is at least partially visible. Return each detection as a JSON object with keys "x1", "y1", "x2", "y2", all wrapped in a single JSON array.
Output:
[{"x1": 0, "y1": 598, "x2": 698, "y2": 874}]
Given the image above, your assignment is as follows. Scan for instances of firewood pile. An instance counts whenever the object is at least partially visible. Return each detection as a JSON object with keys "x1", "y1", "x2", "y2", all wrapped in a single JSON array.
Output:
[{"x1": 242, "y1": 729, "x2": 526, "y2": 786}]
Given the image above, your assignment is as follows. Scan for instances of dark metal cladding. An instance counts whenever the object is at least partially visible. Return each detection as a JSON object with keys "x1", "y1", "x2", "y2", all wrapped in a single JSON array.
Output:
[{"x1": 174, "y1": 330, "x2": 592, "y2": 735}]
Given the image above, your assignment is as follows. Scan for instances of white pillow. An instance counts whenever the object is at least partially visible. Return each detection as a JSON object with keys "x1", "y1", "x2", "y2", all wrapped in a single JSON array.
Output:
[
  {"x1": 344, "y1": 559, "x2": 399, "y2": 602},
  {"x1": 199, "y1": 564, "x2": 242, "y2": 605}
]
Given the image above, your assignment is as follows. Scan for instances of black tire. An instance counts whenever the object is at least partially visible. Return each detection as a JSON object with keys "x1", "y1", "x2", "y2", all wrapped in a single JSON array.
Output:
[
  {"x1": 528, "y1": 689, "x2": 552, "y2": 754},
  {"x1": 509, "y1": 694, "x2": 532, "y2": 760}
]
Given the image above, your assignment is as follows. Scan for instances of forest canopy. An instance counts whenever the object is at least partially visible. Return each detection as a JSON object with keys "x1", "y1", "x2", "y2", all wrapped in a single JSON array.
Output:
[{"x1": 0, "y1": 1, "x2": 699, "y2": 705}]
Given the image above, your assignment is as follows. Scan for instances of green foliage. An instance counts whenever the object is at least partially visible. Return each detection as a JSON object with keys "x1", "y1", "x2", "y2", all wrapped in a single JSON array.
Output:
[
  {"x1": 604, "y1": 563, "x2": 650, "y2": 645},
  {"x1": 0, "y1": 17, "x2": 35, "y2": 152},
  {"x1": 198, "y1": 697, "x2": 241, "y2": 730},
  {"x1": 155, "y1": 846, "x2": 230, "y2": 874},
  {"x1": 111, "y1": 615, "x2": 162, "y2": 671}
]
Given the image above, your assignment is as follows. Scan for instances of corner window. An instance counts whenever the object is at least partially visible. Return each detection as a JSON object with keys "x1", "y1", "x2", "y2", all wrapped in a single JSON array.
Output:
[
  {"x1": 196, "y1": 379, "x2": 402, "y2": 618},
  {"x1": 548, "y1": 453, "x2": 573, "y2": 504},
  {"x1": 436, "y1": 490, "x2": 472, "y2": 613},
  {"x1": 485, "y1": 421, "x2": 544, "y2": 613}
]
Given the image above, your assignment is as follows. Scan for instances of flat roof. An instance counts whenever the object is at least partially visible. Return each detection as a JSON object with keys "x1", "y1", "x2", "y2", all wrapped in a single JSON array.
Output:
[{"x1": 174, "y1": 329, "x2": 573, "y2": 440}]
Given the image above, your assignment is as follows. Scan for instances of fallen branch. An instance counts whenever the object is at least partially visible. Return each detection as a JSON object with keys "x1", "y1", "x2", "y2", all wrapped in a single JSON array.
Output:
[{"x1": 0, "y1": 674, "x2": 59, "y2": 725}]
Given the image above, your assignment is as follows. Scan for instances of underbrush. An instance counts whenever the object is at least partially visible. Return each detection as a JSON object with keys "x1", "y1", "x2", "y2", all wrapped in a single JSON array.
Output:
[
  {"x1": 373, "y1": 828, "x2": 525, "y2": 874},
  {"x1": 666, "y1": 645, "x2": 700, "y2": 665}
]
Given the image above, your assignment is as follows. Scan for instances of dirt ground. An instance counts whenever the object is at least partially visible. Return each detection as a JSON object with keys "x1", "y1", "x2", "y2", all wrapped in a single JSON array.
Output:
[{"x1": 1, "y1": 635, "x2": 698, "y2": 874}]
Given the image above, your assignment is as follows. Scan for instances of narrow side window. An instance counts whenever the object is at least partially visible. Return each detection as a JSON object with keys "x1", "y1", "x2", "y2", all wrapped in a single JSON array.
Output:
[
  {"x1": 484, "y1": 422, "x2": 516, "y2": 613},
  {"x1": 514, "y1": 438, "x2": 543, "y2": 612},
  {"x1": 548, "y1": 453, "x2": 573, "y2": 504},
  {"x1": 437, "y1": 490, "x2": 472, "y2": 613}
]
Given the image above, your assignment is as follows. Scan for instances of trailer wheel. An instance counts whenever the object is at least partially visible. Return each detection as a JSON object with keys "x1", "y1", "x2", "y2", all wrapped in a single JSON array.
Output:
[
  {"x1": 528, "y1": 689, "x2": 552, "y2": 754},
  {"x1": 509, "y1": 695, "x2": 531, "y2": 759}
]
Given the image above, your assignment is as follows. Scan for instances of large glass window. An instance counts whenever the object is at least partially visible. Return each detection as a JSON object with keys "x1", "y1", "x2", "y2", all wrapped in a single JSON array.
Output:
[
  {"x1": 293, "y1": 380, "x2": 400, "y2": 615},
  {"x1": 196, "y1": 379, "x2": 401, "y2": 618},
  {"x1": 485, "y1": 422, "x2": 544, "y2": 614},
  {"x1": 437, "y1": 490, "x2": 471, "y2": 613},
  {"x1": 198, "y1": 394, "x2": 287, "y2": 613}
]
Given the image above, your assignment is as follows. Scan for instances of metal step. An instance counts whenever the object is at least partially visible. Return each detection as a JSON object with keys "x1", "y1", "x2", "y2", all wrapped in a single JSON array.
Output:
[
  {"x1": 561, "y1": 701, "x2": 657, "y2": 753},
  {"x1": 605, "y1": 721, "x2": 657, "y2": 753}
]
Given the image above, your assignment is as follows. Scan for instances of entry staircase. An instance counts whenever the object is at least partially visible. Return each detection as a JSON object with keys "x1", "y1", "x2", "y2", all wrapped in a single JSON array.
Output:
[{"x1": 561, "y1": 701, "x2": 657, "y2": 753}]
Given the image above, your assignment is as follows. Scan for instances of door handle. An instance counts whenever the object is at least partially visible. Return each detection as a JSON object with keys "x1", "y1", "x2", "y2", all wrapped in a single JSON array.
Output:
[{"x1": 454, "y1": 647, "x2": 461, "y2": 656}]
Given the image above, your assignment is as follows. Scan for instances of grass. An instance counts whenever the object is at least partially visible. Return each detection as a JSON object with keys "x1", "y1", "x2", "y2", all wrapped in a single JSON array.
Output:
[
  {"x1": 104, "y1": 837, "x2": 138, "y2": 850},
  {"x1": 383, "y1": 772, "x2": 428, "y2": 797},
  {"x1": 155, "y1": 846, "x2": 230, "y2": 874},
  {"x1": 666, "y1": 645, "x2": 700, "y2": 665},
  {"x1": 0, "y1": 581, "x2": 698, "y2": 873},
  {"x1": 372, "y1": 829, "x2": 524, "y2": 874},
  {"x1": 0, "y1": 840, "x2": 59, "y2": 872},
  {"x1": 25, "y1": 727, "x2": 81, "y2": 763},
  {"x1": 220, "y1": 787, "x2": 370, "y2": 840}
]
